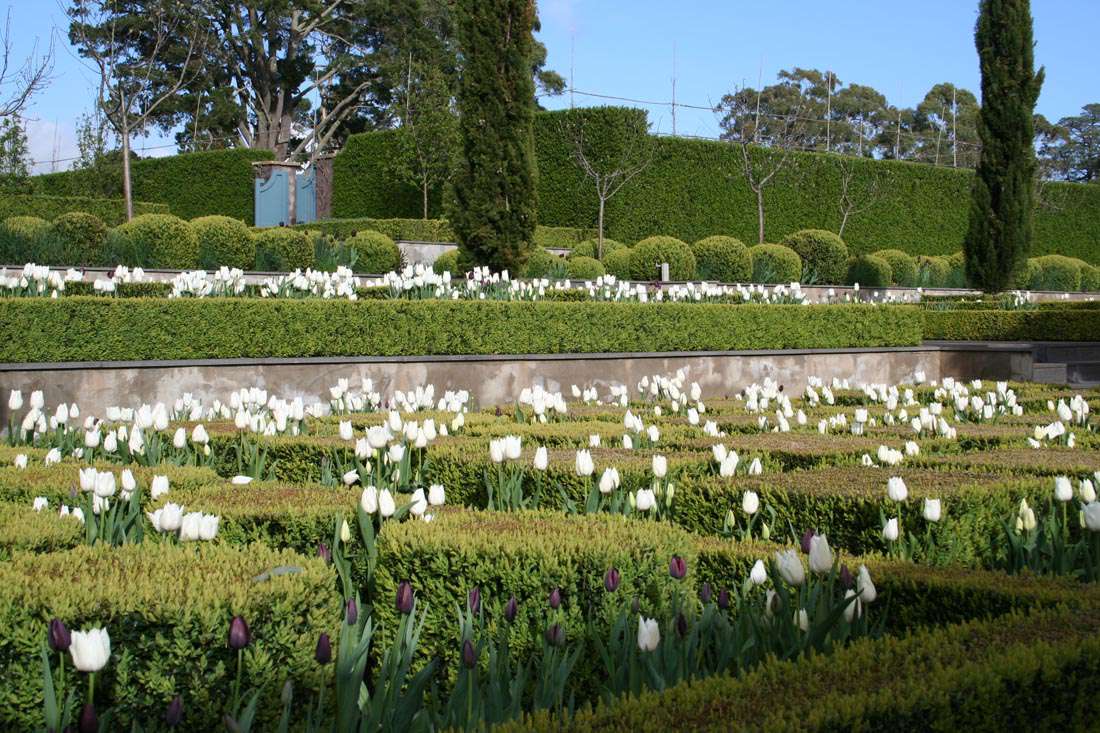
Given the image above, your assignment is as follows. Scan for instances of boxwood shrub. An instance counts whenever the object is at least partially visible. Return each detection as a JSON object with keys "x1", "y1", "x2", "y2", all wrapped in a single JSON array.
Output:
[
  {"x1": 1029, "y1": 254, "x2": 1083, "y2": 292},
  {"x1": 748, "y1": 243, "x2": 801, "y2": 284},
  {"x1": 49, "y1": 212, "x2": 108, "y2": 266},
  {"x1": 847, "y1": 253, "x2": 893, "y2": 287},
  {"x1": 691, "y1": 235, "x2": 751, "y2": 282},
  {"x1": 944, "y1": 251, "x2": 968, "y2": 288},
  {"x1": 346, "y1": 229, "x2": 401, "y2": 274},
  {"x1": 192, "y1": 215, "x2": 255, "y2": 270},
  {"x1": 915, "y1": 255, "x2": 951, "y2": 287},
  {"x1": 603, "y1": 247, "x2": 633, "y2": 279},
  {"x1": 1082, "y1": 264, "x2": 1100, "y2": 293},
  {"x1": 0, "y1": 215, "x2": 51, "y2": 264},
  {"x1": 923, "y1": 308, "x2": 1100, "y2": 341},
  {"x1": 628, "y1": 236, "x2": 696, "y2": 280},
  {"x1": 112, "y1": 213, "x2": 199, "y2": 269},
  {"x1": 570, "y1": 238, "x2": 625, "y2": 260},
  {"x1": 432, "y1": 248, "x2": 462, "y2": 276},
  {"x1": 566, "y1": 255, "x2": 606, "y2": 279},
  {"x1": 781, "y1": 229, "x2": 848, "y2": 284},
  {"x1": 522, "y1": 247, "x2": 558, "y2": 277},
  {"x1": 873, "y1": 248, "x2": 918, "y2": 286},
  {"x1": 253, "y1": 228, "x2": 314, "y2": 271}
]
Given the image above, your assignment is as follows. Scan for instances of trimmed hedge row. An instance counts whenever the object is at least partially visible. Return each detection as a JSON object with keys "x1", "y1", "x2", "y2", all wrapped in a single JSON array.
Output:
[
  {"x1": 0, "y1": 299, "x2": 923, "y2": 362},
  {"x1": 0, "y1": 194, "x2": 168, "y2": 229},
  {"x1": 289, "y1": 216, "x2": 591, "y2": 252},
  {"x1": 30, "y1": 149, "x2": 273, "y2": 223},
  {"x1": 923, "y1": 308, "x2": 1100, "y2": 341}
]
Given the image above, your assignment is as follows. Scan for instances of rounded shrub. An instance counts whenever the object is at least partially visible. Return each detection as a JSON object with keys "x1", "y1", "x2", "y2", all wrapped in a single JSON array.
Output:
[
  {"x1": 570, "y1": 238, "x2": 625, "y2": 260},
  {"x1": 0, "y1": 216, "x2": 52, "y2": 264},
  {"x1": 1029, "y1": 255, "x2": 1082, "y2": 292},
  {"x1": 944, "y1": 252, "x2": 968, "y2": 288},
  {"x1": 347, "y1": 230, "x2": 401, "y2": 274},
  {"x1": 113, "y1": 214, "x2": 199, "y2": 269},
  {"x1": 523, "y1": 247, "x2": 560, "y2": 278},
  {"x1": 872, "y1": 249, "x2": 918, "y2": 287},
  {"x1": 847, "y1": 254, "x2": 893, "y2": 287},
  {"x1": 603, "y1": 248, "x2": 633, "y2": 279},
  {"x1": 1010, "y1": 258, "x2": 1039, "y2": 290},
  {"x1": 432, "y1": 249, "x2": 461, "y2": 276},
  {"x1": 1081, "y1": 264, "x2": 1100, "y2": 293},
  {"x1": 780, "y1": 229, "x2": 848, "y2": 284},
  {"x1": 566, "y1": 255, "x2": 606, "y2": 280},
  {"x1": 49, "y1": 212, "x2": 108, "y2": 266},
  {"x1": 691, "y1": 235, "x2": 751, "y2": 282},
  {"x1": 192, "y1": 215, "x2": 255, "y2": 270},
  {"x1": 915, "y1": 256, "x2": 951, "y2": 288},
  {"x1": 253, "y1": 228, "x2": 314, "y2": 271},
  {"x1": 748, "y1": 243, "x2": 802, "y2": 284},
  {"x1": 628, "y1": 236, "x2": 696, "y2": 281}
]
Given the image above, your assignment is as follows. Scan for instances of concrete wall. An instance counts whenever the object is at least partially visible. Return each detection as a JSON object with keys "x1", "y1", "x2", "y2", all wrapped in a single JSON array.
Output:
[{"x1": 0, "y1": 343, "x2": 1037, "y2": 421}]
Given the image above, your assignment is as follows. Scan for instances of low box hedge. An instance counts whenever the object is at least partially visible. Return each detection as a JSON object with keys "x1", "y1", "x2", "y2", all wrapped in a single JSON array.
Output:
[
  {"x1": 0, "y1": 542, "x2": 337, "y2": 730},
  {"x1": 922, "y1": 308, "x2": 1100, "y2": 341},
  {"x1": 0, "y1": 299, "x2": 923, "y2": 363},
  {"x1": 0, "y1": 194, "x2": 169, "y2": 228}
]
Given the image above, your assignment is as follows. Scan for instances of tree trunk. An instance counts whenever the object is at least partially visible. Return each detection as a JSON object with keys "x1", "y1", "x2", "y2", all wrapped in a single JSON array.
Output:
[
  {"x1": 422, "y1": 181, "x2": 429, "y2": 220},
  {"x1": 756, "y1": 188, "x2": 765, "y2": 243},
  {"x1": 839, "y1": 210, "x2": 849, "y2": 238},
  {"x1": 121, "y1": 117, "x2": 133, "y2": 222},
  {"x1": 597, "y1": 197, "x2": 605, "y2": 259}
]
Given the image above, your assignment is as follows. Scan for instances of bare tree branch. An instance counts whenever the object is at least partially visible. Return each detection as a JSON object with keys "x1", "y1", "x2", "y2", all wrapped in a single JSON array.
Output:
[{"x1": 0, "y1": 7, "x2": 55, "y2": 118}]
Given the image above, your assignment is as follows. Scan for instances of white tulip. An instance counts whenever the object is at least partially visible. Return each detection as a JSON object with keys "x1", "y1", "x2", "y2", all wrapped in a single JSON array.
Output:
[
  {"x1": 44, "y1": 448, "x2": 61, "y2": 466},
  {"x1": 599, "y1": 467, "x2": 620, "y2": 494},
  {"x1": 882, "y1": 517, "x2": 899, "y2": 542},
  {"x1": 379, "y1": 489, "x2": 396, "y2": 517},
  {"x1": 198, "y1": 514, "x2": 219, "y2": 540},
  {"x1": 102, "y1": 432, "x2": 117, "y2": 453},
  {"x1": 84, "y1": 429, "x2": 101, "y2": 448},
  {"x1": 749, "y1": 559, "x2": 767, "y2": 585},
  {"x1": 533, "y1": 445, "x2": 549, "y2": 471},
  {"x1": 636, "y1": 616, "x2": 660, "y2": 652},
  {"x1": 857, "y1": 565, "x2": 876, "y2": 603},
  {"x1": 843, "y1": 589, "x2": 861, "y2": 622},
  {"x1": 69, "y1": 628, "x2": 111, "y2": 672},
  {"x1": 588, "y1": 434, "x2": 601, "y2": 448},
  {"x1": 231, "y1": 475, "x2": 253, "y2": 485},
  {"x1": 923, "y1": 498, "x2": 942, "y2": 523},
  {"x1": 794, "y1": 608, "x2": 810, "y2": 632},
  {"x1": 646, "y1": 425, "x2": 660, "y2": 443},
  {"x1": 150, "y1": 475, "x2": 170, "y2": 500},
  {"x1": 652, "y1": 454, "x2": 667, "y2": 478},
  {"x1": 179, "y1": 512, "x2": 203, "y2": 541},
  {"x1": 1083, "y1": 502, "x2": 1100, "y2": 532},
  {"x1": 360, "y1": 486, "x2": 378, "y2": 514},
  {"x1": 191, "y1": 424, "x2": 209, "y2": 444},
  {"x1": 635, "y1": 488, "x2": 656, "y2": 512},
  {"x1": 428, "y1": 484, "x2": 445, "y2": 506},
  {"x1": 1054, "y1": 476, "x2": 1073, "y2": 503},
  {"x1": 712, "y1": 444, "x2": 728, "y2": 464},
  {"x1": 13, "y1": 453, "x2": 27, "y2": 469},
  {"x1": 775, "y1": 549, "x2": 805, "y2": 586},
  {"x1": 504, "y1": 435, "x2": 522, "y2": 460},
  {"x1": 622, "y1": 434, "x2": 633, "y2": 450},
  {"x1": 29, "y1": 390, "x2": 43, "y2": 409},
  {"x1": 94, "y1": 471, "x2": 116, "y2": 498},
  {"x1": 342, "y1": 469, "x2": 360, "y2": 486},
  {"x1": 742, "y1": 491, "x2": 760, "y2": 516},
  {"x1": 886, "y1": 477, "x2": 908, "y2": 502},
  {"x1": 33, "y1": 496, "x2": 48, "y2": 512},
  {"x1": 159, "y1": 503, "x2": 184, "y2": 532},
  {"x1": 574, "y1": 449, "x2": 595, "y2": 477},
  {"x1": 409, "y1": 488, "x2": 427, "y2": 517},
  {"x1": 8, "y1": 389, "x2": 22, "y2": 410},
  {"x1": 747, "y1": 457, "x2": 763, "y2": 475},
  {"x1": 121, "y1": 469, "x2": 136, "y2": 494},
  {"x1": 808, "y1": 535, "x2": 833, "y2": 575},
  {"x1": 1080, "y1": 480, "x2": 1097, "y2": 504},
  {"x1": 172, "y1": 427, "x2": 187, "y2": 449},
  {"x1": 489, "y1": 439, "x2": 505, "y2": 464}
]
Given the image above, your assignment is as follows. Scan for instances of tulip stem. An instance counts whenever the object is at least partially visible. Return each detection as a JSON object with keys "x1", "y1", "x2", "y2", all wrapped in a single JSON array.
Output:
[
  {"x1": 86, "y1": 671, "x2": 94, "y2": 707},
  {"x1": 232, "y1": 648, "x2": 243, "y2": 714},
  {"x1": 57, "y1": 652, "x2": 65, "y2": 701}
]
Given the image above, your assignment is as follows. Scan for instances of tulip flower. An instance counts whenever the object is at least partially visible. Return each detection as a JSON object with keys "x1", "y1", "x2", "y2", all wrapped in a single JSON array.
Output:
[
  {"x1": 794, "y1": 608, "x2": 809, "y2": 632},
  {"x1": 717, "y1": 589, "x2": 731, "y2": 609},
  {"x1": 468, "y1": 587, "x2": 481, "y2": 615},
  {"x1": 843, "y1": 589, "x2": 861, "y2": 623},
  {"x1": 800, "y1": 529, "x2": 815, "y2": 554},
  {"x1": 668, "y1": 555, "x2": 687, "y2": 579},
  {"x1": 636, "y1": 617, "x2": 660, "y2": 652},
  {"x1": 342, "y1": 469, "x2": 359, "y2": 486},
  {"x1": 839, "y1": 563, "x2": 855, "y2": 589},
  {"x1": 93, "y1": 472, "x2": 116, "y2": 498},
  {"x1": 1081, "y1": 480, "x2": 1097, "y2": 504},
  {"x1": 857, "y1": 565, "x2": 877, "y2": 603},
  {"x1": 775, "y1": 549, "x2": 805, "y2": 586},
  {"x1": 1084, "y1": 502, "x2": 1100, "y2": 532},
  {"x1": 923, "y1": 498, "x2": 942, "y2": 522},
  {"x1": 489, "y1": 439, "x2": 505, "y2": 464},
  {"x1": 462, "y1": 639, "x2": 478, "y2": 668},
  {"x1": 228, "y1": 616, "x2": 250, "y2": 650},
  {"x1": 315, "y1": 633, "x2": 332, "y2": 665},
  {"x1": 165, "y1": 695, "x2": 183, "y2": 727},
  {"x1": 533, "y1": 446, "x2": 548, "y2": 471},
  {"x1": 8, "y1": 389, "x2": 22, "y2": 410},
  {"x1": 598, "y1": 467, "x2": 620, "y2": 494},
  {"x1": 33, "y1": 496, "x2": 48, "y2": 512},
  {"x1": 504, "y1": 595, "x2": 518, "y2": 623},
  {"x1": 379, "y1": 489, "x2": 396, "y2": 518},
  {"x1": 172, "y1": 428, "x2": 187, "y2": 449},
  {"x1": 339, "y1": 519, "x2": 352, "y2": 543},
  {"x1": 428, "y1": 484, "x2": 445, "y2": 506},
  {"x1": 574, "y1": 449, "x2": 594, "y2": 477},
  {"x1": 549, "y1": 587, "x2": 562, "y2": 609},
  {"x1": 396, "y1": 582, "x2": 414, "y2": 614},
  {"x1": 150, "y1": 475, "x2": 170, "y2": 500},
  {"x1": 604, "y1": 567, "x2": 621, "y2": 592},
  {"x1": 635, "y1": 488, "x2": 656, "y2": 512},
  {"x1": 887, "y1": 477, "x2": 908, "y2": 502},
  {"x1": 750, "y1": 559, "x2": 767, "y2": 585},
  {"x1": 70, "y1": 627, "x2": 111, "y2": 672},
  {"x1": 13, "y1": 453, "x2": 27, "y2": 469},
  {"x1": 409, "y1": 488, "x2": 427, "y2": 517},
  {"x1": 545, "y1": 623, "x2": 565, "y2": 647},
  {"x1": 699, "y1": 582, "x2": 713, "y2": 604},
  {"x1": 652, "y1": 454, "x2": 668, "y2": 478},
  {"x1": 49, "y1": 618, "x2": 71, "y2": 652},
  {"x1": 338, "y1": 421, "x2": 353, "y2": 441},
  {"x1": 360, "y1": 486, "x2": 378, "y2": 514},
  {"x1": 882, "y1": 517, "x2": 900, "y2": 542},
  {"x1": 317, "y1": 542, "x2": 332, "y2": 564},
  {"x1": 191, "y1": 424, "x2": 209, "y2": 444},
  {"x1": 1054, "y1": 476, "x2": 1074, "y2": 503},
  {"x1": 742, "y1": 491, "x2": 759, "y2": 515},
  {"x1": 346, "y1": 598, "x2": 359, "y2": 625},
  {"x1": 808, "y1": 535, "x2": 833, "y2": 575},
  {"x1": 179, "y1": 512, "x2": 203, "y2": 541}
]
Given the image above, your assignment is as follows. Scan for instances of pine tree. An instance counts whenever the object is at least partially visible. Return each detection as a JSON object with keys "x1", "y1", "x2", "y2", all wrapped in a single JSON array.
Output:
[
  {"x1": 449, "y1": 0, "x2": 539, "y2": 272},
  {"x1": 964, "y1": 0, "x2": 1044, "y2": 292}
]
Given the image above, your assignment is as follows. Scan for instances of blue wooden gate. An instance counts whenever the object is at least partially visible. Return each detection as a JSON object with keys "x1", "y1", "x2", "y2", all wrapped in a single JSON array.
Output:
[
  {"x1": 296, "y1": 166, "x2": 317, "y2": 224},
  {"x1": 254, "y1": 168, "x2": 290, "y2": 228}
]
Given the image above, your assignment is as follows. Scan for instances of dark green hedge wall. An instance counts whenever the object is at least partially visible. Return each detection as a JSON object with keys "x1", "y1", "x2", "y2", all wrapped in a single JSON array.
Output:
[
  {"x1": 0, "y1": 194, "x2": 168, "y2": 225},
  {"x1": 333, "y1": 107, "x2": 1100, "y2": 263},
  {"x1": 0, "y1": 299, "x2": 921, "y2": 362},
  {"x1": 30, "y1": 149, "x2": 274, "y2": 223}
]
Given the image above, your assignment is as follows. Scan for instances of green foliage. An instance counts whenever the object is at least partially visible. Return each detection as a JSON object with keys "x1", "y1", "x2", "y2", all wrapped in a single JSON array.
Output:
[
  {"x1": 433, "y1": 249, "x2": 462, "y2": 276},
  {"x1": 691, "y1": 236, "x2": 751, "y2": 282},
  {"x1": 964, "y1": 0, "x2": 1045, "y2": 291},
  {"x1": 781, "y1": 229, "x2": 849, "y2": 284},
  {"x1": 254, "y1": 228, "x2": 314, "y2": 271},
  {"x1": 566, "y1": 256, "x2": 606, "y2": 280},
  {"x1": 0, "y1": 117, "x2": 31, "y2": 193},
  {"x1": 346, "y1": 230, "x2": 401, "y2": 274},
  {"x1": 872, "y1": 249, "x2": 919, "y2": 286},
  {"x1": 748, "y1": 243, "x2": 802, "y2": 284},
  {"x1": 50, "y1": 212, "x2": 108, "y2": 266},
  {"x1": 603, "y1": 248, "x2": 633, "y2": 279},
  {"x1": 847, "y1": 254, "x2": 893, "y2": 287},
  {"x1": 1081, "y1": 264, "x2": 1100, "y2": 293},
  {"x1": 1011, "y1": 257, "x2": 1039, "y2": 289},
  {"x1": 448, "y1": 0, "x2": 539, "y2": 271},
  {"x1": 523, "y1": 248, "x2": 558, "y2": 277},
  {"x1": 192, "y1": 215, "x2": 255, "y2": 270},
  {"x1": 0, "y1": 299, "x2": 923, "y2": 362},
  {"x1": 570, "y1": 238, "x2": 625, "y2": 260},
  {"x1": 112, "y1": 214, "x2": 199, "y2": 269},
  {"x1": 0, "y1": 216, "x2": 51, "y2": 264},
  {"x1": 923, "y1": 308, "x2": 1100, "y2": 341},
  {"x1": 628, "y1": 236, "x2": 696, "y2": 280},
  {"x1": 944, "y1": 251, "x2": 969, "y2": 287},
  {"x1": 0, "y1": 194, "x2": 168, "y2": 227},
  {"x1": 1028, "y1": 254, "x2": 1083, "y2": 291},
  {"x1": 31, "y1": 149, "x2": 273, "y2": 223},
  {"x1": 0, "y1": 543, "x2": 336, "y2": 730},
  {"x1": 291, "y1": 217, "x2": 456, "y2": 243},
  {"x1": 916, "y1": 255, "x2": 952, "y2": 287}
]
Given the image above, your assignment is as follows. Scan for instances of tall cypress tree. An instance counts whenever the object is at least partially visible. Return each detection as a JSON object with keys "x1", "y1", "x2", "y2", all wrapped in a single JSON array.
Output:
[
  {"x1": 449, "y1": 0, "x2": 538, "y2": 272},
  {"x1": 964, "y1": 0, "x2": 1044, "y2": 292}
]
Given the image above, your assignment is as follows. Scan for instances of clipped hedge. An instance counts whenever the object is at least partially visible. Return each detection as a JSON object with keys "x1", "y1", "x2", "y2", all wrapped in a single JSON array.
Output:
[
  {"x1": 0, "y1": 194, "x2": 168, "y2": 227},
  {"x1": 111, "y1": 213, "x2": 199, "y2": 269},
  {"x1": 922, "y1": 308, "x2": 1100, "y2": 341},
  {"x1": 433, "y1": 248, "x2": 462, "y2": 276},
  {"x1": 0, "y1": 299, "x2": 923, "y2": 362},
  {"x1": 570, "y1": 238, "x2": 625, "y2": 260},
  {"x1": 192, "y1": 215, "x2": 255, "y2": 270},
  {"x1": 50, "y1": 212, "x2": 108, "y2": 266},
  {"x1": 522, "y1": 247, "x2": 559, "y2": 277},
  {"x1": 566, "y1": 255, "x2": 606, "y2": 279},
  {"x1": 254, "y1": 228, "x2": 314, "y2": 271},
  {"x1": 603, "y1": 247, "x2": 633, "y2": 279},
  {"x1": 748, "y1": 243, "x2": 801, "y2": 283},
  {"x1": 846, "y1": 253, "x2": 893, "y2": 287},
  {"x1": 0, "y1": 216, "x2": 51, "y2": 264},
  {"x1": 691, "y1": 236, "x2": 751, "y2": 282},
  {"x1": 346, "y1": 230, "x2": 401, "y2": 273},
  {"x1": 916, "y1": 255, "x2": 951, "y2": 287},
  {"x1": 628, "y1": 236, "x2": 696, "y2": 280},
  {"x1": 781, "y1": 229, "x2": 848, "y2": 284},
  {"x1": 0, "y1": 542, "x2": 336, "y2": 730},
  {"x1": 873, "y1": 248, "x2": 919, "y2": 286},
  {"x1": 31, "y1": 149, "x2": 272, "y2": 223},
  {"x1": 1029, "y1": 254, "x2": 1083, "y2": 292}
]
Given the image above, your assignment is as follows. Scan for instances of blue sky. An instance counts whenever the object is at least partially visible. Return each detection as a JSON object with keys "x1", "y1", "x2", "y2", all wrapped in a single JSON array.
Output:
[{"x1": 7, "y1": 0, "x2": 1099, "y2": 172}]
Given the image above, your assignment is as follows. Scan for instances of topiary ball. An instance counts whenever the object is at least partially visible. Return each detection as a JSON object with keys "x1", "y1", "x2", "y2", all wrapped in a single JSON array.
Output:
[
  {"x1": 347, "y1": 230, "x2": 401, "y2": 274},
  {"x1": 748, "y1": 243, "x2": 802, "y2": 284},
  {"x1": 433, "y1": 249, "x2": 461, "y2": 276},
  {"x1": 872, "y1": 249, "x2": 919, "y2": 287},
  {"x1": 847, "y1": 254, "x2": 893, "y2": 287},
  {"x1": 570, "y1": 238, "x2": 625, "y2": 261},
  {"x1": 0, "y1": 216, "x2": 52, "y2": 264},
  {"x1": 523, "y1": 247, "x2": 560, "y2": 278},
  {"x1": 628, "y1": 236, "x2": 696, "y2": 280},
  {"x1": 691, "y1": 235, "x2": 751, "y2": 282},
  {"x1": 50, "y1": 212, "x2": 108, "y2": 266},
  {"x1": 113, "y1": 214, "x2": 199, "y2": 269},
  {"x1": 566, "y1": 255, "x2": 606, "y2": 280},
  {"x1": 780, "y1": 229, "x2": 849, "y2": 284},
  {"x1": 1010, "y1": 258, "x2": 1039, "y2": 290},
  {"x1": 916, "y1": 256, "x2": 952, "y2": 288},
  {"x1": 1080, "y1": 264, "x2": 1100, "y2": 293},
  {"x1": 191, "y1": 216, "x2": 255, "y2": 270},
  {"x1": 603, "y1": 248, "x2": 633, "y2": 279},
  {"x1": 253, "y1": 228, "x2": 314, "y2": 271},
  {"x1": 1029, "y1": 255, "x2": 1083, "y2": 292}
]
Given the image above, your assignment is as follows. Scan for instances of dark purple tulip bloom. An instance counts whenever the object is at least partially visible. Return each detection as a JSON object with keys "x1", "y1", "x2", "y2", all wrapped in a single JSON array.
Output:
[
  {"x1": 346, "y1": 598, "x2": 359, "y2": 625},
  {"x1": 165, "y1": 695, "x2": 183, "y2": 727},
  {"x1": 462, "y1": 639, "x2": 478, "y2": 668},
  {"x1": 604, "y1": 567, "x2": 621, "y2": 593},
  {"x1": 669, "y1": 555, "x2": 687, "y2": 580},
  {"x1": 549, "y1": 587, "x2": 561, "y2": 610},
  {"x1": 315, "y1": 633, "x2": 332, "y2": 665},
  {"x1": 839, "y1": 564, "x2": 855, "y2": 590},
  {"x1": 317, "y1": 542, "x2": 332, "y2": 564},
  {"x1": 468, "y1": 587, "x2": 481, "y2": 616},
  {"x1": 504, "y1": 594, "x2": 518, "y2": 623},
  {"x1": 396, "y1": 581, "x2": 414, "y2": 615},
  {"x1": 676, "y1": 612, "x2": 688, "y2": 638},
  {"x1": 78, "y1": 703, "x2": 97, "y2": 733},
  {"x1": 801, "y1": 529, "x2": 815, "y2": 555},
  {"x1": 228, "y1": 616, "x2": 250, "y2": 650},
  {"x1": 48, "y1": 618, "x2": 71, "y2": 652},
  {"x1": 717, "y1": 589, "x2": 731, "y2": 610},
  {"x1": 699, "y1": 582, "x2": 713, "y2": 604},
  {"x1": 545, "y1": 622, "x2": 565, "y2": 647}
]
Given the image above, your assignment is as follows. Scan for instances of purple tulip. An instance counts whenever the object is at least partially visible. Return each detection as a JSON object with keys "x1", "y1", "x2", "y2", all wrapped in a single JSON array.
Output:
[
  {"x1": 604, "y1": 567, "x2": 621, "y2": 593},
  {"x1": 800, "y1": 529, "x2": 815, "y2": 555},
  {"x1": 317, "y1": 542, "x2": 332, "y2": 564},
  {"x1": 165, "y1": 695, "x2": 183, "y2": 727},
  {"x1": 315, "y1": 633, "x2": 332, "y2": 665},
  {"x1": 717, "y1": 589, "x2": 731, "y2": 610},
  {"x1": 396, "y1": 581, "x2": 414, "y2": 615},
  {"x1": 676, "y1": 612, "x2": 688, "y2": 638},
  {"x1": 549, "y1": 587, "x2": 561, "y2": 610},
  {"x1": 468, "y1": 587, "x2": 481, "y2": 616},
  {"x1": 669, "y1": 555, "x2": 687, "y2": 580},
  {"x1": 699, "y1": 582, "x2": 713, "y2": 604},
  {"x1": 48, "y1": 618, "x2": 71, "y2": 652},
  {"x1": 545, "y1": 622, "x2": 565, "y2": 647},
  {"x1": 228, "y1": 616, "x2": 250, "y2": 650},
  {"x1": 839, "y1": 564, "x2": 855, "y2": 590},
  {"x1": 462, "y1": 639, "x2": 478, "y2": 668},
  {"x1": 346, "y1": 598, "x2": 359, "y2": 626},
  {"x1": 78, "y1": 703, "x2": 97, "y2": 733},
  {"x1": 504, "y1": 594, "x2": 518, "y2": 623}
]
